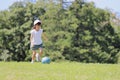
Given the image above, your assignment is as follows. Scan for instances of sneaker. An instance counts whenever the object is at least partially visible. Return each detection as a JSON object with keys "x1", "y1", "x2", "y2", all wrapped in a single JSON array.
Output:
[{"x1": 31, "y1": 60, "x2": 34, "y2": 63}]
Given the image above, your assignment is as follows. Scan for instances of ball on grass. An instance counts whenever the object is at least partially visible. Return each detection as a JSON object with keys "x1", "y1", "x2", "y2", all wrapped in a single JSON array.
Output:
[{"x1": 41, "y1": 57, "x2": 51, "y2": 64}]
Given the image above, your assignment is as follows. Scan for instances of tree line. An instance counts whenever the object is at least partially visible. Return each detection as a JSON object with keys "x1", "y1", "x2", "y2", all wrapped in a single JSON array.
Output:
[{"x1": 0, "y1": 0, "x2": 120, "y2": 63}]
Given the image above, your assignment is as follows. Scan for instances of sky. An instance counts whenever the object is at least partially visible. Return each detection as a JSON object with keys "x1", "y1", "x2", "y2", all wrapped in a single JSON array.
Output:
[
  {"x1": 87, "y1": 0, "x2": 120, "y2": 13},
  {"x1": 0, "y1": 0, "x2": 120, "y2": 14}
]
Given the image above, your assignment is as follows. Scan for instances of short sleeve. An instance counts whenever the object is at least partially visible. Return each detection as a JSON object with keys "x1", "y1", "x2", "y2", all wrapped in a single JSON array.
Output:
[{"x1": 30, "y1": 30, "x2": 34, "y2": 35}]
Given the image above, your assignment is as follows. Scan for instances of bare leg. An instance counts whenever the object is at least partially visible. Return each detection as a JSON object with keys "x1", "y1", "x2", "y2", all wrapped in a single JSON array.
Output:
[
  {"x1": 31, "y1": 50, "x2": 36, "y2": 63},
  {"x1": 39, "y1": 48, "x2": 43, "y2": 57}
]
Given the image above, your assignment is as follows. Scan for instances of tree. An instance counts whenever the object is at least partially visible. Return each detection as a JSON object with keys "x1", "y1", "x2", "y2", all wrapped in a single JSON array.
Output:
[
  {"x1": 0, "y1": 0, "x2": 120, "y2": 63},
  {"x1": 62, "y1": 0, "x2": 120, "y2": 63}
]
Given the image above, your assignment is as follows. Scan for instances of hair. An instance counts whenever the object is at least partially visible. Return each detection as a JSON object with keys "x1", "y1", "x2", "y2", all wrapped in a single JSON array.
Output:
[
  {"x1": 36, "y1": 22, "x2": 41, "y2": 25},
  {"x1": 32, "y1": 26, "x2": 36, "y2": 29}
]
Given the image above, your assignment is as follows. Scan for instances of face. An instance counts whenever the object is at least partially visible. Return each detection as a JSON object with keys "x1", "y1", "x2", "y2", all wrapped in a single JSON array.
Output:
[{"x1": 35, "y1": 22, "x2": 41, "y2": 31}]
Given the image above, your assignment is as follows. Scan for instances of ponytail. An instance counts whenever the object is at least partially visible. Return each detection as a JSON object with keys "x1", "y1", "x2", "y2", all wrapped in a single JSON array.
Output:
[{"x1": 32, "y1": 26, "x2": 36, "y2": 29}]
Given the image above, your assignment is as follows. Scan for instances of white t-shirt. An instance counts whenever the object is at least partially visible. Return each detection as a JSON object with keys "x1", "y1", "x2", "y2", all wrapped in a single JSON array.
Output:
[{"x1": 30, "y1": 29, "x2": 43, "y2": 45}]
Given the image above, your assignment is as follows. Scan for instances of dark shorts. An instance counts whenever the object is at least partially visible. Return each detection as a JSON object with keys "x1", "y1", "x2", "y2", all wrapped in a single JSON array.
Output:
[{"x1": 31, "y1": 44, "x2": 43, "y2": 50}]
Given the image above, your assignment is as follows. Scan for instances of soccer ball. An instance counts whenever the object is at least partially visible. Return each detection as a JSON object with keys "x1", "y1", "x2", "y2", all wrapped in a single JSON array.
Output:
[{"x1": 41, "y1": 57, "x2": 51, "y2": 64}]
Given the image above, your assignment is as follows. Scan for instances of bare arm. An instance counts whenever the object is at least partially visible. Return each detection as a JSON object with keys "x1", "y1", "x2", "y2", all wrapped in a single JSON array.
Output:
[
  {"x1": 30, "y1": 34, "x2": 33, "y2": 42},
  {"x1": 30, "y1": 34, "x2": 33, "y2": 47},
  {"x1": 42, "y1": 32, "x2": 48, "y2": 41}
]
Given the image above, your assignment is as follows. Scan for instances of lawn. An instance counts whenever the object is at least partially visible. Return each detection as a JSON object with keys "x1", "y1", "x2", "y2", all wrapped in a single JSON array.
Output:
[{"x1": 0, "y1": 61, "x2": 120, "y2": 80}]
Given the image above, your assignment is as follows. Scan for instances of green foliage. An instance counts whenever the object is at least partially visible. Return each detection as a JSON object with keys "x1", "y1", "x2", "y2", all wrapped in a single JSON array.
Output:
[{"x1": 0, "y1": 0, "x2": 120, "y2": 63}]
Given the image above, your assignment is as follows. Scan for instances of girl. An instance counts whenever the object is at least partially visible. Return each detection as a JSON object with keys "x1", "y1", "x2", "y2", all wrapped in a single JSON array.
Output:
[{"x1": 30, "y1": 20, "x2": 47, "y2": 63}]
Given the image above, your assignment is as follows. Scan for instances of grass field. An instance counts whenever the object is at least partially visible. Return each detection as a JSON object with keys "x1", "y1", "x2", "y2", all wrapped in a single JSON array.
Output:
[{"x1": 0, "y1": 61, "x2": 120, "y2": 80}]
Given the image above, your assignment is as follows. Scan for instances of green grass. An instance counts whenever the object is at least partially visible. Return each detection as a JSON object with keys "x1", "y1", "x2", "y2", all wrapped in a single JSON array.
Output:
[{"x1": 0, "y1": 61, "x2": 120, "y2": 80}]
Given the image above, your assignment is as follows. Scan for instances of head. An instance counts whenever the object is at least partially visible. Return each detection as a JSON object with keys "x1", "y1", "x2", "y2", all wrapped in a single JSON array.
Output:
[{"x1": 33, "y1": 20, "x2": 41, "y2": 30}]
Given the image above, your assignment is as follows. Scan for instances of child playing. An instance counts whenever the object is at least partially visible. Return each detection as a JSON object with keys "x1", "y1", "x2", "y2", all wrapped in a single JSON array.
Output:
[{"x1": 30, "y1": 19, "x2": 47, "y2": 63}]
